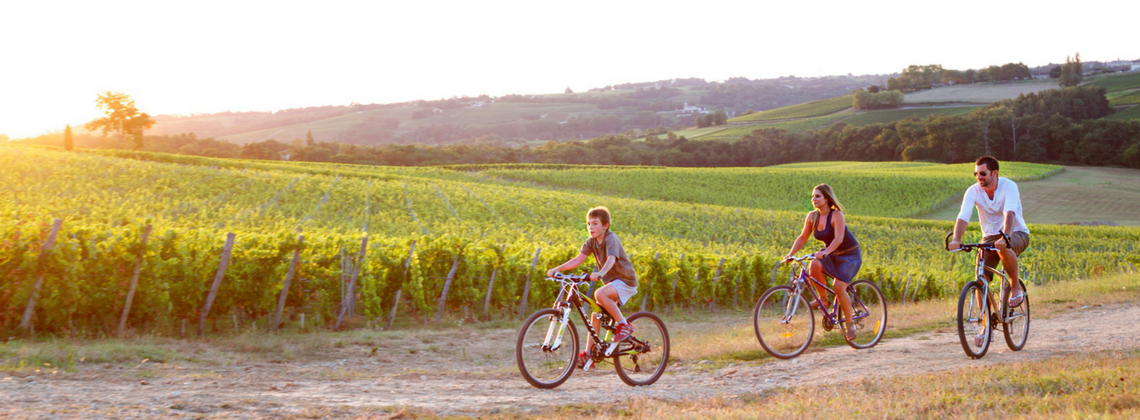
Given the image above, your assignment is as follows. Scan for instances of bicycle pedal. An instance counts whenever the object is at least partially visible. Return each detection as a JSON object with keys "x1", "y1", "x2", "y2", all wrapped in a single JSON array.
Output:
[{"x1": 583, "y1": 358, "x2": 594, "y2": 371}]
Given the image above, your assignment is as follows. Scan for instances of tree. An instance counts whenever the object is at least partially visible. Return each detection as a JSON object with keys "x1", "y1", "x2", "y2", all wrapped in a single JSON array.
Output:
[
  {"x1": 305, "y1": 130, "x2": 316, "y2": 146},
  {"x1": 564, "y1": 87, "x2": 574, "y2": 94},
  {"x1": 1059, "y1": 53, "x2": 1082, "y2": 87},
  {"x1": 63, "y1": 125, "x2": 74, "y2": 151},
  {"x1": 86, "y1": 92, "x2": 155, "y2": 150}
]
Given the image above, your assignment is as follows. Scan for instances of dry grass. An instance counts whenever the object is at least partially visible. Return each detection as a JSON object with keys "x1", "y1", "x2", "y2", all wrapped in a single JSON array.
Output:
[{"x1": 491, "y1": 349, "x2": 1140, "y2": 420}]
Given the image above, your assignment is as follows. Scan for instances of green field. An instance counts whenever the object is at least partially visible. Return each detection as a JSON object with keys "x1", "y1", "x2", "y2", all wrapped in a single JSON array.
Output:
[
  {"x1": 1106, "y1": 105, "x2": 1140, "y2": 121},
  {"x1": 698, "y1": 114, "x2": 854, "y2": 140},
  {"x1": 3, "y1": 145, "x2": 1137, "y2": 337},
  {"x1": 1108, "y1": 89, "x2": 1140, "y2": 106},
  {"x1": 728, "y1": 95, "x2": 852, "y2": 122},
  {"x1": 842, "y1": 106, "x2": 982, "y2": 127},
  {"x1": 1085, "y1": 71, "x2": 1140, "y2": 92}
]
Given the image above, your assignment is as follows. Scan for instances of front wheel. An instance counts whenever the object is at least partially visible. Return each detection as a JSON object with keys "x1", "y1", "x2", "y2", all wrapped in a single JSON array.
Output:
[
  {"x1": 613, "y1": 311, "x2": 670, "y2": 386},
  {"x1": 1002, "y1": 280, "x2": 1030, "y2": 351},
  {"x1": 516, "y1": 308, "x2": 578, "y2": 389},
  {"x1": 957, "y1": 280, "x2": 991, "y2": 359},
  {"x1": 844, "y1": 279, "x2": 887, "y2": 349},
  {"x1": 754, "y1": 285, "x2": 815, "y2": 359}
]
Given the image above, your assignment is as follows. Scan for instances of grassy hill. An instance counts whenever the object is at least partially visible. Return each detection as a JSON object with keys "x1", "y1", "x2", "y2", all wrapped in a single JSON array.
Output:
[
  {"x1": 842, "y1": 106, "x2": 981, "y2": 127},
  {"x1": 903, "y1": 78, "x2": 1059, "y2": 103},
  {"x1": 916, "y1": 166, "x2": 1140, "y2": 227},
  {"x1": 728, "y1": 95, "x2": 852, "y2": 122},
  {"x1": 1085, "y1": 71, "x2": 1140, "y2": 92}
]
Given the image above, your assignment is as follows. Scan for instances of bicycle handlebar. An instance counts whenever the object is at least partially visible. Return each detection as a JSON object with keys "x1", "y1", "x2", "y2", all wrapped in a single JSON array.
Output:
[
  {"x1": 944, "y1": 231, "x2": 1011, "y2": 253},
  {"x1": 783, "y1": 254, "x2": 817, "y2": 263},
  {"x1": 545, "y1": 272, "x2": 591, "y2": 284}
]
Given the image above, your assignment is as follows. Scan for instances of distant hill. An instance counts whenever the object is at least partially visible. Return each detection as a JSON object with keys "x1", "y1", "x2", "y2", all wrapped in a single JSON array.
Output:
[{"x1": 71, "y1": 74, "x2": 890, "y2": 146}]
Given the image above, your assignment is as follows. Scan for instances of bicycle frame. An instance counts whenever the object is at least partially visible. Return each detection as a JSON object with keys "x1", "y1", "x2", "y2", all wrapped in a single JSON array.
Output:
[
  {"x1": 539, "y1": 275, "x2": 645, "y2": 359},
  {"x1": 960, "y1": 245, "x2": 1014, "y2": 327},
  {"x1": 784, "y1": 257, "x2": 871, "y2": 327}
]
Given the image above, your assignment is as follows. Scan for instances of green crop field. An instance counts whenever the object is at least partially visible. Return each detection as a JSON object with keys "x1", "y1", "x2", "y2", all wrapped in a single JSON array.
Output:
[
  {"x1": 2, "y1": 145, "x2": 1136, "y2": 338},
  {"x1": 1105, "y1": 105, "x2": 1140, "y2": 121},
  {"x1": 842, "y1": 106, "x2": 982, "y2": 127},
  {"x1": 1085, "y1": 71, "x2": 1140, "y2": 92},
  {"x1": 728, "y1": 95, "x2": 852, "y2": 122},
  {"x1": 698, "y1": 114, "x2": 853, "y2": 140},
  {"x1": 1108, "y1": 89, "x2": 1140, "y2": 106}
]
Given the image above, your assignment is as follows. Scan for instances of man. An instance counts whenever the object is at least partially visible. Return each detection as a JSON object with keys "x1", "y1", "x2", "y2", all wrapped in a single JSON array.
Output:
[{"x1": 948, "y1": 156, "x2": 1030, "y2": 312}]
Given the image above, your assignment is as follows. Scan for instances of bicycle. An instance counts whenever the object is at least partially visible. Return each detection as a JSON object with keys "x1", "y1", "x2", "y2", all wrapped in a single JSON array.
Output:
[
  {"x1": 515, "y1": 272, "x2": 670, "y2": 389},
  {"x1": 753, "y1": 254, "x2": 887, "y2": 359},
  {"x1": 945, "y1": 231, "x2": 1030, "y2": 359}
]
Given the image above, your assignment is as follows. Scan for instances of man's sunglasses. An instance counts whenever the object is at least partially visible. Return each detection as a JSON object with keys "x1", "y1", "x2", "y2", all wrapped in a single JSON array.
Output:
[{"x1": 973, "y1": 171, "x2": 990, "y2": 177}]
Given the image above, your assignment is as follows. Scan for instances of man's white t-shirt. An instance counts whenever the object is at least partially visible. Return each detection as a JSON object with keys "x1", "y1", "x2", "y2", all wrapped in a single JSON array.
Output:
[{"x1": 957, "y1": 177, "x2": 1030, "y2": 237}]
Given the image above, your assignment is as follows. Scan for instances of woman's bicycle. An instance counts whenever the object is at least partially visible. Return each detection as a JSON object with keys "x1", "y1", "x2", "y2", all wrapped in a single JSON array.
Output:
[
  {"x1": 753, "y1": 254, "x2": 887, "y2": 359},
  {"x1": 515, "y1": 272, "x2": 670, "y2": 389},
  {"x1": 945, "y1": 232, "x2": 1030, "y2": 359}
]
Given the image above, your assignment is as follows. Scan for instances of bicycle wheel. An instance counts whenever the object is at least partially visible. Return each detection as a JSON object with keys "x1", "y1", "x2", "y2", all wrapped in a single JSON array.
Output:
[
  {"x1": 956, "y1": 280, "x2": 991, "y2": 359},
  {"x1": 844, "y1": 279, "x2": 887, "y2": 349},
  {"x1": 1002, "y1": 280, "x2": 1030, "y2": 351},
  {"x1": 613, "y1": 311, "x2": 669, "y2": 386},
  {"x1": 516, "y1": 308, "x2": 579, "y2": 389},
  {"x1": 753, "y1": 285, "x2": 815, "y2": 359}
]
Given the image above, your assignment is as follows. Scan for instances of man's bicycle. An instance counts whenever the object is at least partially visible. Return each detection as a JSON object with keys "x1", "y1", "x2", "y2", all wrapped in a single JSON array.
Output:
[
  {"x1": 945, "y1": 232, "x2": 1030, "y2": 359},
  {"x1": 753, "y1": 254, "x2": 887, "y2": 359},
  {"x1": 515, "y1": 272, "x2": 670, "y2": 389}
]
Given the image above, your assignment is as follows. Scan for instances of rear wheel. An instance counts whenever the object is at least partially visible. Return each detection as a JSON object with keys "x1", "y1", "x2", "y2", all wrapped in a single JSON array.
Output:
[
  {"x1": 754, "y1": 285, "x2": 814, "y2": 359},
  {"x1": 1002, "y1": 280, "x2": 1030, "y2": 351},
  {"x1": 516, "y1": 308, "x2": 578, "y2": 389},
  {"x1": 844, "y1": 279, "x2": 887, "y2": 349},
  {"x1": 613, "y1": 311, "x2": 669, "y2": 386},
  {"x1": 956, "y1": 280, "x2": 991, "y2": 359}
]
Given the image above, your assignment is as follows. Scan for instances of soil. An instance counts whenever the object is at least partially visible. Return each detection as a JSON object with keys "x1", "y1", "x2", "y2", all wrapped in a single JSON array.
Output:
[{"x1": 2, "y1": 302, "x2": 1139, "y2": 418}]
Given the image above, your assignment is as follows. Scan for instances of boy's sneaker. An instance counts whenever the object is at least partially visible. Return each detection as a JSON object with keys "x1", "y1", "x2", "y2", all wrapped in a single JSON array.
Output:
[
  {"x1": 576, "y1": 351, "x2": 592, "y2": 370},
  {"x1": 613, "y1": 321, "x2": 634, "y2": 343}
]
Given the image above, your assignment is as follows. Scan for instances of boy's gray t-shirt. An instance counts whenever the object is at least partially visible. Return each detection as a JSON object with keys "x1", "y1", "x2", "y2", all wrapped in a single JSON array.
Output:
[{"x1": 579, "y1": 230, "x2": 637, "y2": 287}]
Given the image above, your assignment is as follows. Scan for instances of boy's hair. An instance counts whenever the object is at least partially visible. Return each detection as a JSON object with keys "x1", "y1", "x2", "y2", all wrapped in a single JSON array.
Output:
[
  {"x1": 975, "y1": 156, "x2": 999, "y2": 172},
  {"x1": 587, "y1": 206, "x2": 611, "y2": 226}
]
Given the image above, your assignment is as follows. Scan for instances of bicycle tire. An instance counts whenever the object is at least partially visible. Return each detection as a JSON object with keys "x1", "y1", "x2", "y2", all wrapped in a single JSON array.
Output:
[
  {"x1": 956, "y1": 280, "x2": 991, "y2": 359},
  {"x1": 1002, "y1": 280, "x2": 1030, "y2": 351},
  {"x1": 516, "y1": 308, "x2": 579, "y2": 389},
  {"x1": 754, "y1": 285, "x2": 815, "y2": 359},
  {"x1": 844, "y1": 279, "x2": 887, "y2": 349},
  {"x1": 613, "y1": 311, "x2": 670, "y2": 386}
]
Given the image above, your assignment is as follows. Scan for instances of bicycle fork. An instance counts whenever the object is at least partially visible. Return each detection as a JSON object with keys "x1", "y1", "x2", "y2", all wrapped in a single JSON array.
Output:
[{"x1": 542, "y1": 306, "x2": 572, "y2": 352}]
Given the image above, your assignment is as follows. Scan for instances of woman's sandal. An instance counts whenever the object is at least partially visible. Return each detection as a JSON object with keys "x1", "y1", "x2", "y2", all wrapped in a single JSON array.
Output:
[{"x1": 843, "y1": 324, "x2": 857, "y2": 341}]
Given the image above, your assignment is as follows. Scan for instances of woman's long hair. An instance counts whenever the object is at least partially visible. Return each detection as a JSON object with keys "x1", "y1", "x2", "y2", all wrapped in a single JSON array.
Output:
[{"x1": 810, "y1": 183, "x2": 845, "y2": 226}]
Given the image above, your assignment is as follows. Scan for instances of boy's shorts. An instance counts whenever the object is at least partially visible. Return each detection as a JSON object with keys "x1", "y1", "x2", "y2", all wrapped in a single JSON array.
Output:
[{"x1": 605, "y1": 280, "x2": 638, "y2": 306}]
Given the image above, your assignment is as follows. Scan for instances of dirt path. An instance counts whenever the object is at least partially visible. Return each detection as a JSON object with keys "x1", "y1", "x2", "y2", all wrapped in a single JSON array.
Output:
[{"x1": 3, "y1": 303, "x2": 1139, "y2": 417}]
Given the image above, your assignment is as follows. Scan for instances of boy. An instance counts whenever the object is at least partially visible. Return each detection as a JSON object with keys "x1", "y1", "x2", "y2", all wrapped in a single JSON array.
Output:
[{"x1": 546, "y1": 206, "x2": 638, "y2": 370}]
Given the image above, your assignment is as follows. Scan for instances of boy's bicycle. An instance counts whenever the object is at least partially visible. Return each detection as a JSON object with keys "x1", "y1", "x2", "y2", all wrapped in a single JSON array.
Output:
[
  {"x1": 515, "y1": 272, "x2": 670, "y2": 389},
  {"x1": 945, "y1": 232, "x2": 1030, "y2": 359},
  {"x1": 753, "y1": 254, "x2": 887, "y2": 359}
]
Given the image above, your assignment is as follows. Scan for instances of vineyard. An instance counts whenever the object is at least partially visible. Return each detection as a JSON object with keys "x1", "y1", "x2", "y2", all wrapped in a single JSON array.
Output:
[
  {"x1": 2, "y1": 145, "x2": 1138, "y2": 338},
  {"x1": 728, "y1": 95, "x2": 853, "y2": 122}
]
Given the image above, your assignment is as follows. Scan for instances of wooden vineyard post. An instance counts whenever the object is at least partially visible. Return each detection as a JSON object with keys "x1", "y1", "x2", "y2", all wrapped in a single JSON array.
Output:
[
  {"x1": 482, "y1": 244, "x2": 505, "y2": 318},
  {"x1": 273, "y1": 232, "x2": 304, "y2": 331},
  {"x1": 435, "y1": 253, "x2": 462, "y2": 323},
  {"x1": 901, "y1": 274, "x2": 911, "y2": 304},
  {"x1": 733, "y1": 273, "x2": 742, "y2": 308},
  {"x1": 670, "y1": 253, "x2": 685, "y2": 314},
  {"x1": 387, "y1": 240, "x2": 416, "y2": 328},
  {"x1": 336, "y1": 236, "x2": 368, "y2": 329},
  {"x1": 117, "y1": 224, "x2": 153, "y2": 338},
  {"x1": 198, "y1": 233, "x2": 236, "y2": 338},
  {"x1": 640, "y1": 252, "x2": 659, "y2": 311},
  {"x1": 518, "y1": 247, "x2": 541, "y2": 320},
  {"x1": 709, "y1": 258, "x2": 724, "y2": 312},
  {"x1": 19, "y1": 218, "x2": 63, "y2": 335}
]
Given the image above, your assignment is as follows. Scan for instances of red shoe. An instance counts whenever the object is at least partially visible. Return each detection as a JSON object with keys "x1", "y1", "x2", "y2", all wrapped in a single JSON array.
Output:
[
  {"x1": 613, "y1": 321, "x2": 634, "y2": 343},
  {"x1": 576, "y1": 351, "x2": 591, "y2": 370}
]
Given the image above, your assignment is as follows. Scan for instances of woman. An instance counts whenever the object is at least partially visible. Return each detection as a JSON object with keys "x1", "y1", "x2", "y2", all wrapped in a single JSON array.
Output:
[{"x1": 783, "y1": 183, "x2": 863, "y2": 340}]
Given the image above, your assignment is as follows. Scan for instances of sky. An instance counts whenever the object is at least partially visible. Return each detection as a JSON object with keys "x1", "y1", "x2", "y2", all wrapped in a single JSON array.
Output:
[{"x1": 1, "y1": 0, "x2": 1137, "y2": 139}]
